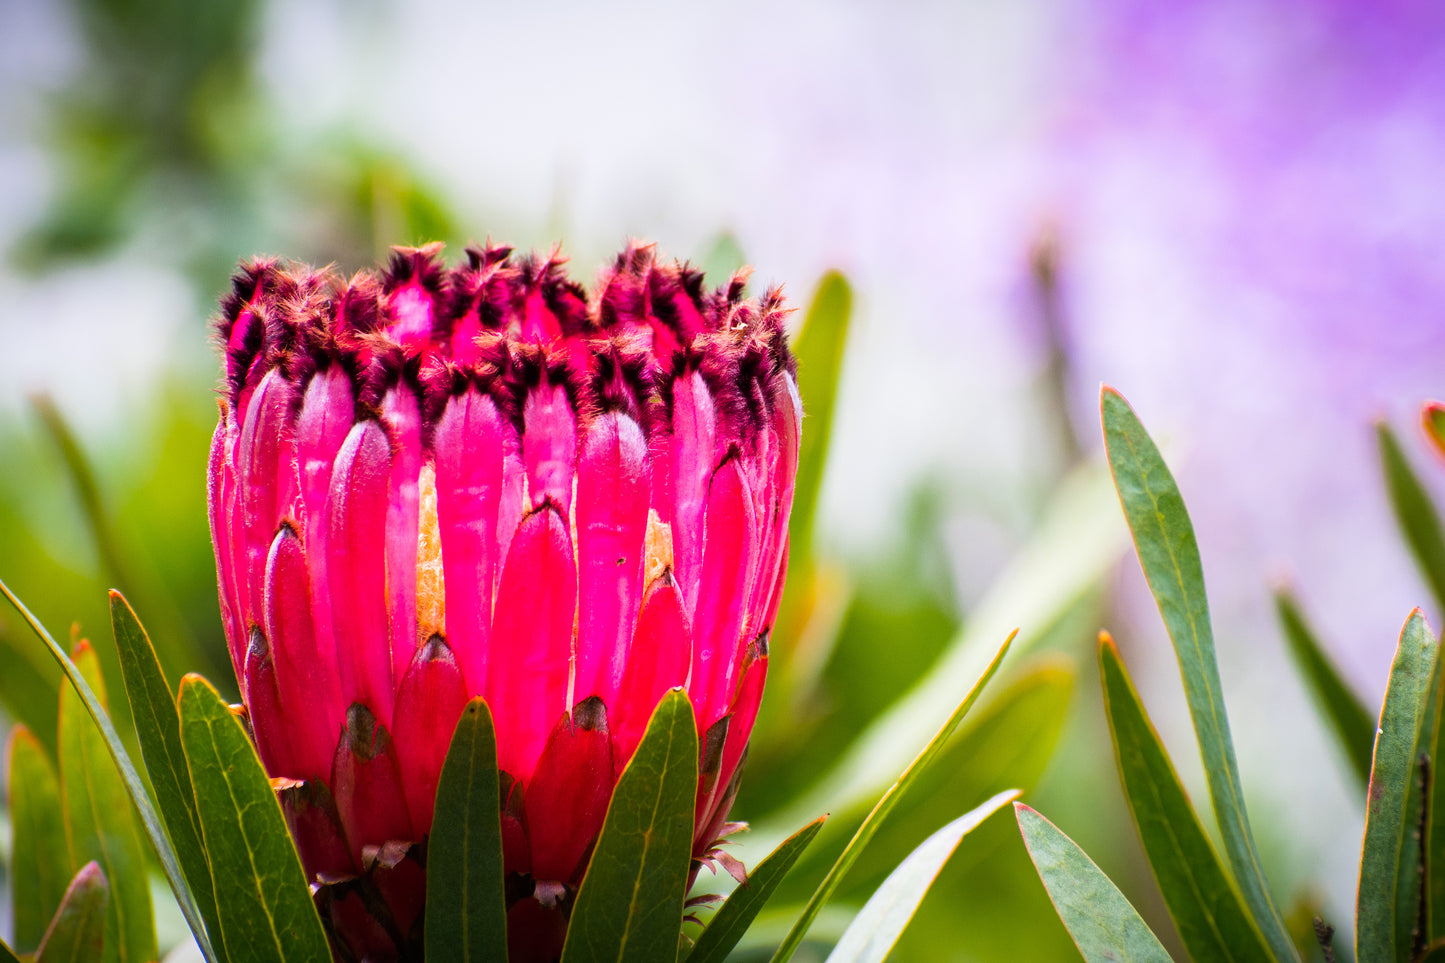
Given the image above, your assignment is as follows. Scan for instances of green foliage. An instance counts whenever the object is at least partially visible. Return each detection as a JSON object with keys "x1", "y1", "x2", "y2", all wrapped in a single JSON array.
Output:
[
  {"x1": 1015, "y1": 804, "x2": 1173, "y2": 962},
  {"x1": 768, "y1": 631, "x2": 1016, "y2": 962},
  {"x1": 7, "y1": 727, "x2": 71, "y2": 952},
  {"x1": 825, "y1": 790, "x2": 1019, "y2": 963},
  {"x1": 36, "y1": 861, "x2": 110, "y2": 963},
  {"x1": 1099, "y1": 635, "x2": 1273, "y2": 962},
  {"x1": 1275, "y1": 590, "x2": 1376, "y2": 788},
  {"x1": 177, "y1": 674, "x2": 330, "y2": 963},
  {"x1": 58, "y1": 642, "x2": 156, "y2": 963},
  {"x1": 426, "y1": 698, "x2": 508, "y2": 963},
  {"x1": 688, "y1": 818, "x2": 827, "y2": 963},
  {"x1": 563, "y1": 689, "x2": 699, "y2": 963},
  {"x1": 109, "y1": 591, "x2": 224, "y2": 958},
  {"x1": 1379, "y1": 423, "x2": 1445, "y2": 618},
  {"x1": 1101, "y1": 386, "x2": 1295, "y2": 960},
  {"x1": 1356, "y1": 612, "x2": 1437, "y2": 963}
]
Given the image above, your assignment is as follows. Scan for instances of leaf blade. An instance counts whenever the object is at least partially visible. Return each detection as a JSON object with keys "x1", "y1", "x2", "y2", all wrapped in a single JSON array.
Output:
[
  {"x1": 825, "y1": 789, "x2": 1019, "y2": 963},
  {"x1": 425, "y1": 697, "x2": 508, "y2": 963},
  {"x1": 36, "y1": 861, "x2": 109, "y2": 963},
  {"x1": 789, "y1": 269, "x2": 852, "y2": 566},
  {"x1": 1356, "y1": 611, "x2": 1437, "y2": 963},
  {"x1": 1100, "y1": 386, "x2": 1293, "y2": 959},
  {"x1": 58, "y1": 642, "x2": 156, "y2": 963},
  {"x1": 687, "y1": 817, "x2": 827, "y2": 963},
  {"x1": 8, "y1": 726, "x2": 72, "y2": 952},
  {"x1": 1016, "y1": 803, "x2": 1173, "y2": 963},
  {"x1": 1100, "y1": 634, "x2": 1273, "y2": 963},
  {"x1": 109, "y1": 591, "x2": 225, "y2": 961},
  {"x1": 1379, "y1": 422, "x2": 1445, "y2": 617},
  {"x1": 0, "y1": 577, "x2": 217, "y2": 963},
  {"x1": 178, "y1": 674, "x2": 330, "y2": 963},
  {"x1": 767, "y1": 631, "x2": 1015, "y2": 963},
  {"x1": 1274, "y1": 590, "x2": 1375, "y2": 788},
  {"x1": 562, "y1": 688, "x2": 699, "y2": 963}
]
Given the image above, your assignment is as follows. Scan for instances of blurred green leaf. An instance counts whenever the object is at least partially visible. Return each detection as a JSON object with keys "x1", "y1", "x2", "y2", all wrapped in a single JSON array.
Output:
[
  {"x1": 698, "y1": 234, "x2": 746, "y2": 287},
  {"x1": 58, "y1": 641, "x2": 156, "y2": 963},
  {"x1": 746, "y1": 461, "x2": 1127, "y2": 867},
  {"x1": 0, "y1": 937, "x2": 20, "y2": 963},
  {"x1": 1379, "y1": 422, "x2": 1445, "y2": 618},
  {"x1": 1099, "y1": 634, "x2": 1272, "y2": 962},
  {"x1": 563, "y1": 689, "x2": 699, "y2": 963},
  {"x1": 1357, "y1": 611, "x2": 1436, "y2": 963},
  {"x1": 789, "y1": 270, "x2": 851, "y2": 566},
  {"x1": 177, "y1": 674, "x2": 329, "y2": 963},
  {"x1": 1015, "y1": 803, "x2": 1172, "y2": 962},
  {"x1": 1423, "y1": 403, "x2": 1445, "y2": 462},
  {"x1": 8, "y1": 726, "x2": 72, "y2": 952},
  {"x1": 0, "y1": 578, "x2": 216, "y2": 962},
  {"x1": 775, "y1": 658, "x2": 1075, "y2": 907},
  {"x1": 426, "y1": 698, "x2": 507, "y2": 963},
  {"x1": 1274, "y1": 590, "x2": 1375, "y2": 788},
  {"x1": 36, "y1": 861, "x2": 109, "y2": 963},
  {"x1": 826, "y1": 790, "x2": 1019, "y2": 963},
  {"x1": 768, "y1": 631, "x2": 1015, "y2": 963},
  {"x1": 109, "y1": 591, "x2": 224, "y2": 960},
  {"x1": 688, "y1": 817, "x2": 827, "y2": 963},
  {"x1": 1101, "y1": 385, "x2": 1294, "y2": 960}
]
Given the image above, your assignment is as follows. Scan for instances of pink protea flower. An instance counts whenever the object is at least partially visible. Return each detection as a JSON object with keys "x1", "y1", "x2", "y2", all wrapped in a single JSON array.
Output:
[{"x1": 207, "y1": 241, "x2": 799, "y2": 961}]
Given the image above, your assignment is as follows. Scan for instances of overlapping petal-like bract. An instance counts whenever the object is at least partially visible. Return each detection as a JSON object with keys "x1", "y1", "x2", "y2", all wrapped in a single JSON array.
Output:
[{"x1": 208, "y1": 242, "x2": 798, "y2": 961}]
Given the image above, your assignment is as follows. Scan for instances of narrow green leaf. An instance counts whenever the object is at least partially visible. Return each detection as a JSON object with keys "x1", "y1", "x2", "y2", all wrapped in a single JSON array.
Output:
[
  {"x1": 1099, "y1": 634, "x2": 1272, "y2": 962},
  {"x1": 426, "y1": 698, "x2": 508, "y2": 963},
  {"x1": 8, "y1": 726, "x2": 72, "y2": 952},
  {"x1": 1016, "y1": 803, "x2": 1173, "y2": 962},
  {"x1": 768, "y1": 631, "x2": 1015, "y2": 963},
  {"x1": 0, "y1": 578, "x2": 218, "y2": 963},
  {"x1": 1357, "y1": 611, "x2": 1437, "y2": 963},
  {"x1": 826, "y1": 790, "x2": 1019, "y2": 963},
  {"x1": 178, "y1": 674, "x2": 330, "y2": 963},
  {"x1": 1427, "y1": 639, "x2": 1445, "y2": 941},
  {"x1": 688, "y1": 817, "x2": 828, "y2": 963},
  {"x1": 0, "y1": 937, "x2": 22, "y2": 963},
  {"x1": 789, "y1": 269, "x2": 852, "y2": 562},
  {"x1": 108, "y1": 591, "x2": 224, "y2": 961},
  {"x1": 1275, "y1": 590, "x2": 1375, "y2": 788},
  {"x1": 36, "y1": 861, "x2": 109, "y2": 963},
  {"x1": 1423, "y1": 403, "x2": 1445, "y2": 462},
  {"x1": 562, "y1": 689, "x2": 699, "y2": 963},
  {"x1": 1100, "y1": 386, "x2": 1294, "y2": 959},
  {"x1": 1379, "y1": 422, "x2": 1445, "y2": 617},
  {"x1": 58, "y1": 641, "x2": 156, "y2": 963}
]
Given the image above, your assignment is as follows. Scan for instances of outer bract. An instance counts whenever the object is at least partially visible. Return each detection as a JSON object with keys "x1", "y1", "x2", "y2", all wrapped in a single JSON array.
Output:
[{"x1": 208, "y1": 242, "x2": 799, "y2": 961}]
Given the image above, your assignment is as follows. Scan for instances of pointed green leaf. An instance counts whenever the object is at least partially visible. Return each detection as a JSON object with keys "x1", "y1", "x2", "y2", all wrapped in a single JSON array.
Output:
[
  {"x1": 688, "y1": 817, "x2": 828, "y2": 963},
  {"x1": 1357, "y1": 611, "x2": 1437, "y2": 963},
  {"x1": 1379, "y1": 422, "x2": 1445, "y2": 617},
  {"x1": 178, "y1": 674, "x2": 330, "y2": 963},
  {"x1": 426, "y1": 698, "x2": 508, "y2": 963},
  {"x1": 768, "y1": 631, "x2": 1015, "y2": 963},
  {"x1": 108, "y1": 591, "x2": 225, "y2": 961},
  {"x1": 8, "y1": 726, "x2": 72, "y2": 952},
  {"x1": 1099, "y1": 635, "x2": 1272, "y2": 962},
  {"x1": 58, "y1": 641, "x2": 156, "y2": 963},
  {"x1": 1100, "y1": 386, "x2": 1293, "y2": 959},
  {"x1": 1016, "y1": 803, "x2": 1173, "y2": 962},
  {"x1": 789, "y1": 270, "x2": 852, "y2": 562},
  {"x1": 36, "y1": 861, "x2": 109, "y2": 963},
  {"x1": 0, "y1": 937, "x2": 22, "y2": 963},
  {"x1": 1275, "y1": 591, "x2": 1375, "y2": 788},
  {"x1": 1427, "y1": 641, "x2": 1445, "y2": 942},
  {"x1": 826, "y1": 789, "x2": 1019, "y2": 963},
  {"x1": 0, "y1": 578, "x2": 217, "y2": 963},
  {"x1": 562, "y1": 688, "x2": 699, "y2": 963}
]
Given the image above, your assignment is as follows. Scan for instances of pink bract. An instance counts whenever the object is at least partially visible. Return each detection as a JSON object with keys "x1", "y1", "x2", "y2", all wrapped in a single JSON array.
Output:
[{"x1": 208, "y1": 241, "x2": 799, "y2": 961}]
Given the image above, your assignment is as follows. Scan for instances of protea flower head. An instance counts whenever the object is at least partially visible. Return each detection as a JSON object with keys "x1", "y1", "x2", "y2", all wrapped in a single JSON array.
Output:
[{"x1": 208, "y1": 241, "x2": 799, "y2": 961}]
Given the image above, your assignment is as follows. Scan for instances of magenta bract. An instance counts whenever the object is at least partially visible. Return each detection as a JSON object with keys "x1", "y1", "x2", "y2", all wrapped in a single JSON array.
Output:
[{"x1": 208, "y1": 242, "x2": 798, "y2": 960}]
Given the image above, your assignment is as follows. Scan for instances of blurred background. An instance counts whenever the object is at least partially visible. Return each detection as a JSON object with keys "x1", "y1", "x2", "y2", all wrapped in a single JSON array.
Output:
[{"x1": 3, "y1": 0, "x2": 1445, "y2": 959}]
